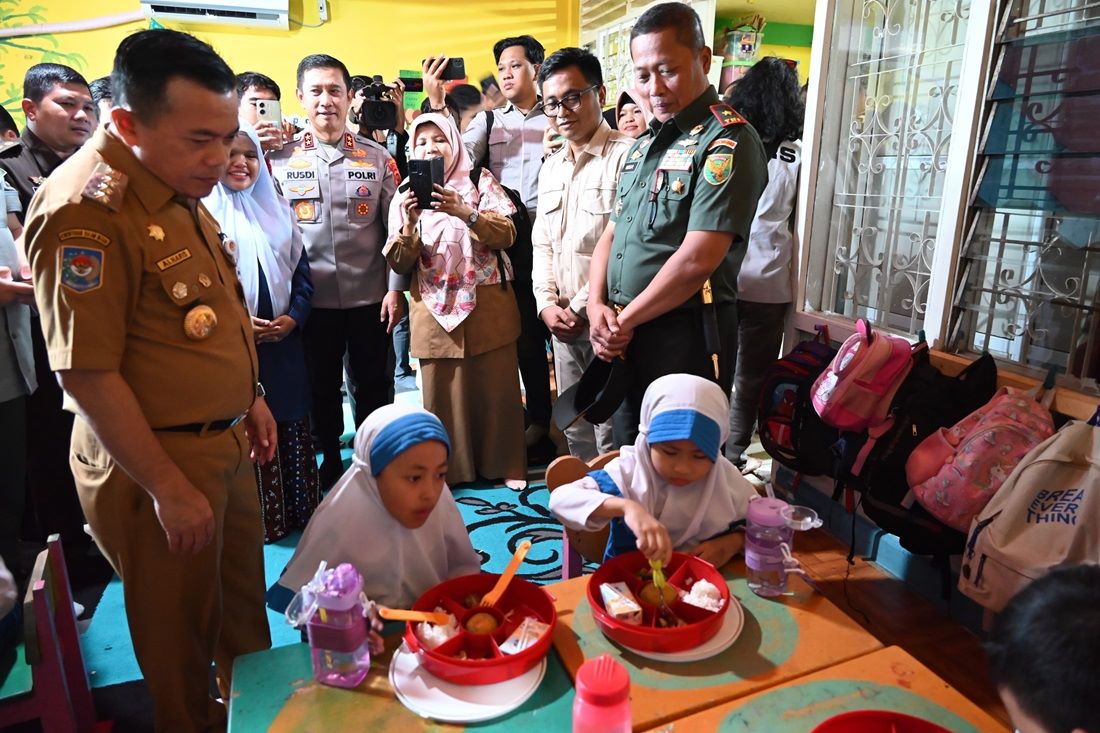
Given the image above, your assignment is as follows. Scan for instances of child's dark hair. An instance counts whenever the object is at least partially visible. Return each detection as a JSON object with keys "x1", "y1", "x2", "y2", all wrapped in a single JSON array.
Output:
[{"x1": 985, "y1": 564, "x2": 1100, "y2": 733}]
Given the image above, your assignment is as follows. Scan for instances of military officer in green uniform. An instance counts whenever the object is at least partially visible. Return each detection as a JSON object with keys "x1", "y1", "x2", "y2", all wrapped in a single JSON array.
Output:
[
  {"x1": 23, "y1": 30, "x2": 274, "y2": 732},
  {"x1": 587, "y1": 2, "x2": 769, "y2": 444}
]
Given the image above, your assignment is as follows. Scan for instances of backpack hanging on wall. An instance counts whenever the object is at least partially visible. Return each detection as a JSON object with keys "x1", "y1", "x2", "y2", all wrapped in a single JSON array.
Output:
[
  {"x1": 908, "y1": 386, "x2": 1055, "y2": 532},
  {"x1": 757, "y1": 325, "x2": 840, "y2": 477},
  {"x1": 959, "y1": 417, "x2": 1100, "y2": 613}
]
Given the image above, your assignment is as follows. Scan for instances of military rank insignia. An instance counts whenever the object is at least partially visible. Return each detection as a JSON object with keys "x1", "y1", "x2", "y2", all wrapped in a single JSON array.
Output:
[
  {"x1": 709, "y1": 104, "x2": 747, "y2": 127},
  {"x1": 80, "y1": 162, "x2": 127, "y2": 212},
  {"x1": 343, "y1": 132, "x2": 356, "y2": 150},
  {"x1": 704, "y1": 154, "x2": 733, "y2": 186},
  {"x1": 60, "y1": 246, "x2": 104, "y2": 292},
  {"x1": 302, "y1": 131, "x2": 316, "y2": 150}
]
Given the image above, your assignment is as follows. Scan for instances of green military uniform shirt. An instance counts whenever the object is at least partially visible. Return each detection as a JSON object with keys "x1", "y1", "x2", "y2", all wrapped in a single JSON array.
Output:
[{"x1": 606, "y1": 86, "x2": 768, "y2": 308}]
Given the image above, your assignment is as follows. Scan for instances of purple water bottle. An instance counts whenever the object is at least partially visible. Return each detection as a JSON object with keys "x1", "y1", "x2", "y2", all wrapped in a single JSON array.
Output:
[
  {"x1": 745, "y1": 497, "x2": 796, "y2": 597},
  {"x1": 300, "y1": 563, "x2": 373, "y2": 688}
]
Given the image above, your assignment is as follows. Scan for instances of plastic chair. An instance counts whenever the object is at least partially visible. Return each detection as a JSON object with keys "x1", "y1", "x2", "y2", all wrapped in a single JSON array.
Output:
[
  {"x1": 546, "y1": 451, "x2": 619, "y2": 579},
  {"x1": 0, "y1": 534, "x2": 96, "y2": 732}
]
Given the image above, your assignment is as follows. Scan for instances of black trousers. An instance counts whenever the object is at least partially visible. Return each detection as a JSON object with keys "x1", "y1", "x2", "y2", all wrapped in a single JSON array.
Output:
[
  {"x1": 512, "y1": 278, "x2": 552, "y2": 428},
  {"x1": 612, "y1": 302, "x2": 738, "y2": 446},
  {"x1": 304, "y1": 304, "x2": 393, "y2": 449},
  {"x1": 1, "y1": 394, "x2": 26, "y2": 579},
  {"x1": 24, "y1": 320, "x2": 87, "y2": 558}
]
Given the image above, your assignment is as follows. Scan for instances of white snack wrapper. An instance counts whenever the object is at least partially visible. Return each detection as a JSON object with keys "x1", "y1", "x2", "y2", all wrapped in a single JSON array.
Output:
[
  {"x1": 498, "y1": 616, "x2": 551, "y2": 655},
  {"x1": 599, "y1": 581, "x2": 643, "y2": 625}
]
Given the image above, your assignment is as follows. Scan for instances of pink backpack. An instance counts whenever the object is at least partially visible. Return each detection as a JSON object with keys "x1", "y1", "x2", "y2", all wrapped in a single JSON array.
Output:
[
  {"x1": 810, "y1": 319, "x2": 915, "y2": 432},
  {"x1": 906, "y1": 387, "x2": 1055, "y2": 532}
]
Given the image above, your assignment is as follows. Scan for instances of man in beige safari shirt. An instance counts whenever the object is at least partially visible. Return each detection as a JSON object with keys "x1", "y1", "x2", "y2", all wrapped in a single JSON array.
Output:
[{"x1": 532, "y1": 48, "x2": 631, "y2": 460}]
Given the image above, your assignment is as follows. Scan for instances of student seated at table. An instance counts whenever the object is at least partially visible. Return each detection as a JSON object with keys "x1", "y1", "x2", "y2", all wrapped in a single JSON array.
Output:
[
  {"x1": 268, "y1": 404, "x2": 483, "y2": 611},
  {"x1": 550, "y1": 373, "x2": 758, "y2": 568},
  {"x1": 985, "y1": 564, "x2": 1100, "y2": 733}
]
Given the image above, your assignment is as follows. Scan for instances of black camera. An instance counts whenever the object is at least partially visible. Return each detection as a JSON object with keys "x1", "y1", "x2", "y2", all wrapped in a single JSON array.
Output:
[{"x1": 353, "y1": 75, "x2": 398, "y2": 131}]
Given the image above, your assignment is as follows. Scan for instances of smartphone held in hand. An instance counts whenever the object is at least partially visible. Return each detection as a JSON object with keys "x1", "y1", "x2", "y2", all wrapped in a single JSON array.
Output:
[{"x1": 408, "y1": 157, "x2": 445, "y2": 209}]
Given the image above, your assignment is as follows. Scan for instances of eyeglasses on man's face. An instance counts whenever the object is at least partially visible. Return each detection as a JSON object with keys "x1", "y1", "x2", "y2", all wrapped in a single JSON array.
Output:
[{"x1": 540, "y1": 84, "x2": 599, "y2": 115}]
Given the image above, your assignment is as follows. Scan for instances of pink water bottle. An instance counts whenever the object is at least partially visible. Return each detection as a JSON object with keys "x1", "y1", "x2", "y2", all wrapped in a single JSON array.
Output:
[
  {"x1": 573, "y1": 654, "x2": 631, "y2": 733},
  {"x1": 304, "y1": 563, "x2": 372, "y2": 688}
]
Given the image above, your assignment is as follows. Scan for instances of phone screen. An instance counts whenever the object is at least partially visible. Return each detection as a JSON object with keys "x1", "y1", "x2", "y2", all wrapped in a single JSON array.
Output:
[{"x1": 398, "y1": 76, "x2": 425, "y2": 93}]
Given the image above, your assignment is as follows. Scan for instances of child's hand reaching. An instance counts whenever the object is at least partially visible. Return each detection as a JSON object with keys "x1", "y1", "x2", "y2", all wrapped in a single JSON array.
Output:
[
  {"x1": 688, "y1": 532, "x2": 745, "y2": 569},
  {"x1": 622, "y1": 501, "x2": 672, "y2": 566}
]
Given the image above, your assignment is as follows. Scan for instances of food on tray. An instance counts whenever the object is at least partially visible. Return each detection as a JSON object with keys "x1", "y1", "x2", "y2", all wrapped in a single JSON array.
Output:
[
  {"x1": 639, "y1": 581, "x2": 678, "y2": 606},
  {"x1": 681, "y1": 578, "x2": 725, "y2": 613},
  {"x1": 654, "y1": 604, "x2": 686, "y2": 628},
  {"x1": 462, "y1": 593, "x2": 483, "y2": 609},
  {"x1": 415, "y1": 607, "x2": 459, "y2": 649},
  {"x1": 498, "y1": 616, "x2": 550, "y2": 655},
  {"x1": 599, "y1": 581, "x2": 642, "y2": 625},
  {"x1": 465, "y1": 611, "x2": 499, "y2": 635}
]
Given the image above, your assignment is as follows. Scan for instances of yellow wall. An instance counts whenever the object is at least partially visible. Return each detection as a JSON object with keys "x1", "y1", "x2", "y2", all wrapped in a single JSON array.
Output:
[
  {"x1": 757, "y1": 43, "x2": 813, "y2": 84},
  {"x1": 1, "y1": 0, "x2": 579, "y2": 124}
]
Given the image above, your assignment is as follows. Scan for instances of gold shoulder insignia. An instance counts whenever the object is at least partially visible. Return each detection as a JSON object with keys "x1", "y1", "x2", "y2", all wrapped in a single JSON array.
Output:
[
  {"x1": 80, "y1": 162, "x2": 128, "y2": 212},
  {"x1": 709, "y1": 103, "x2": 747, "y2": 127}
]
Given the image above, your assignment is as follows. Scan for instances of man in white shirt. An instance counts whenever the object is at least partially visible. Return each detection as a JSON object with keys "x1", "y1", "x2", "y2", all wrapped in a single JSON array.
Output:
[{"x1": 532, "y1": 48, "x2": 631, "y2": 459}]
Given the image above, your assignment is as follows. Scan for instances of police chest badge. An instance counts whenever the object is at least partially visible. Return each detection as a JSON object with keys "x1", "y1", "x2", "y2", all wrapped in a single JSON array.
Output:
[
  {"x1": 294, "y1": 200, "x2": 316, "y2": 222},
  {"x1": 183, "y1": 305, "x2": 217, "y2": 340},
  {"x1": 60, "y1": 246, "x2": 104, "y2": 292},
  {"x1": 704, "y1": 154, "x2": 733, "y2": 186}
]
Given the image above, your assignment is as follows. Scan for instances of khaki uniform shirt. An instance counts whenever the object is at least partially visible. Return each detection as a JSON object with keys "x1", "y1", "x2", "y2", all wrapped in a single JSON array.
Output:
[
  {"x1": 0, "y1": 128, "x2": 64, "y2": 223},
  {"x1": 269, "y1": 128, "x2": 402, "y2": 309},
  {"x1": 22, "y1": 127, "x2": 258, "y2": 426},
  {"x1": 606, "y1": 87, "x2": 768, "y2": 307},
  {"x1": 532, "y1": 121, "x2": 632, "y2": 318}
]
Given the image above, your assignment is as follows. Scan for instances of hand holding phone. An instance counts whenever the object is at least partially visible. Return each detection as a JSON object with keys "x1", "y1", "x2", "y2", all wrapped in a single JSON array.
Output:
[
  {"x1": 254, "y1": 99, "x2": 284, "y2": 151},
  {"x1": 408, "y1": 156, "x2": 445, "y2": 209}
]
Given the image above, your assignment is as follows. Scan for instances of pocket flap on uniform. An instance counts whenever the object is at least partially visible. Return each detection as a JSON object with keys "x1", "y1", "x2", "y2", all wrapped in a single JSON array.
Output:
[{"x1": 581, "y1": 187, "x2": 615, "y2": 215}]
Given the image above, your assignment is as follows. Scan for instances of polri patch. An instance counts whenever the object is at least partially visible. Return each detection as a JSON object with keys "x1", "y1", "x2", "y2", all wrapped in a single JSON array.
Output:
[
  {"x1": 60, "y1": 246, "x2": 104, "y2": 292},
  {"x1": 59, "y1": 228, "x2": 111, "y2": 246},
  {"x1": 704, "y1": 154, "x2": 733, "y2": 185},
  {"x1": 156, "y1": 248, "x2": 192, "y2": 271}
]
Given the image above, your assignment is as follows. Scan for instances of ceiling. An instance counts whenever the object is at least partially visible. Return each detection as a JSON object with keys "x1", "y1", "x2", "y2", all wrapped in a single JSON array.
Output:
[{"x1": 715, "y1": 0, "x2": 818, "y2": 25}]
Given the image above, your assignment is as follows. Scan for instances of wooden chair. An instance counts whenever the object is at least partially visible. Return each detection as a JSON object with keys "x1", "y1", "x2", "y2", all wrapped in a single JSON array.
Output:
[
  {"x1": 0, "y1": 534, "x2": 96, "y2": 732},
  {"x1": 546, "y1": 451, "x2": 619, "y2": 579}
]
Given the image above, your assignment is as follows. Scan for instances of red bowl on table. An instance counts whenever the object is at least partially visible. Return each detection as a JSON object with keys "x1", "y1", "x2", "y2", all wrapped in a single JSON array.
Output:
[
  {"x1": 812, "y1": 711, "x2": 953, "y2": 732},
  {"x1": 403, "y1": 572, "x2": 557, "y2": 685},
  {"x1": 587, "y1": 551, "x2": 730, "y2": 653}
]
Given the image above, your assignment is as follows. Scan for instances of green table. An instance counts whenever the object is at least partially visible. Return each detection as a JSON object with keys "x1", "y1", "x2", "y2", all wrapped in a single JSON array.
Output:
[{"x1": 229, "y1": 639, "x2": 574, "y2": 732}]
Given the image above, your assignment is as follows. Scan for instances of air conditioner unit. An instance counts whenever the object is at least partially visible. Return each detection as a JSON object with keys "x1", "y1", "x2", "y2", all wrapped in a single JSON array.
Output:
[{"x1": 140, "y1": 0, "x2": 289, "y2": 31}]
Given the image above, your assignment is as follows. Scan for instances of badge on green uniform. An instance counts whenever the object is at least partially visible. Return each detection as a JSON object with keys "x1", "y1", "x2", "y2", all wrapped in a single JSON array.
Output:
[{"x1": 704, "y1": 154, "x2": 733, "y2": 185}]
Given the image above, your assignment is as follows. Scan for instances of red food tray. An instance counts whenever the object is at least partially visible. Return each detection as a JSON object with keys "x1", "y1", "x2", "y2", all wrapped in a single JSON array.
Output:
[
  {"x1": 403, "y1": 572, "x2": 557, "y2": 685},
  {"x1": 587, "y1": 551, "x2": 729, "y2": 653},
  {"x1": 813, "y1": 710, "x2": 952, "y2": 732}
]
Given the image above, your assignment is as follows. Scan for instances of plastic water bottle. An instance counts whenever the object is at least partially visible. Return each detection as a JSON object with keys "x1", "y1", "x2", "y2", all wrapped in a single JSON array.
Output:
[
  {"x1": 303, "y1": 563, "x2": 373, "y2": 688},
  {"x1": 745, "y1": 497, "x2": 796, "y2": 597},
  {"x1": 573, "y1": 654, "x2": 631, "y2": 733}
]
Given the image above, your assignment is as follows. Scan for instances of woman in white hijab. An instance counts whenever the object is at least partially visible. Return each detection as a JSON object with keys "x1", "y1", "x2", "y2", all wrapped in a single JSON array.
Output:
[
  {"x1": 550, "y1": 374, "x2": 758, "y2": 568},
  {"x1": 269, "y1": 404, "x2": 482, "y2": 611},
  {"x1": 204, "y1": 121, "x2": 318, "y2": 543}
]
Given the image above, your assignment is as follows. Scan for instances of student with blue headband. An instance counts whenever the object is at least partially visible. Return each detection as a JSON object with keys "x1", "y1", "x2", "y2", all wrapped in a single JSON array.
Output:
[
  {"x1": 551, "y1": 374, "x2": 758, "y2": 567},
  {"x1": 270, "y1": 404, "x2": 481, "y2": 610}
]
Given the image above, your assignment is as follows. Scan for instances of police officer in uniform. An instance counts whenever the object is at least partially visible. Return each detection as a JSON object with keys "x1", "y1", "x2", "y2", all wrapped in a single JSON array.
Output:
[
  {"x1": 588, "y1": 2, "x2": 769, "y2": 445},
  {"x1": 23, "y1": 30, "x2": 274, "y2": 731},
  {"x1": 0, "y1": 63, "x2": 96, "y2": 573},
  {"x1": 269, "y1": 54, "x2": 403, "y2": 487}
]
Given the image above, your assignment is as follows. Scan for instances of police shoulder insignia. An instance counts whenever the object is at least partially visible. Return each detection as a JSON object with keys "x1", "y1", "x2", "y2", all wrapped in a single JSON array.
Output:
[
  {"x1": 709, "y1": 104, "x2": 747, "y2": 127},
  {"x1": 343, "y1": 132, "x2": 356, "y2": 150},
  {"x1": 59, "y1": 228, "x2": 111, "y2": 247},
  {"x1": 80, "y1": 162, "x2": 128, "y2": 212},
  {"x1": 704, "y1": 154, "x2": 734, "y2": 186},
  {"x1": 302, "y1": 131, "x2": 316, "y2": 150},
  {"x1": 60, "y1": 246, "x2": 104, "y2": 292},
  {"x1": 386, "y1": 158, "x2": 401, "y2": 185}
]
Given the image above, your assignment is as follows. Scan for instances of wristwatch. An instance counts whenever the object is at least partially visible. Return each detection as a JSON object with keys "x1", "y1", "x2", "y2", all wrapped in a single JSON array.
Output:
[{"x1": 466, "y1": 209, "x2": 480, "y2": 227}]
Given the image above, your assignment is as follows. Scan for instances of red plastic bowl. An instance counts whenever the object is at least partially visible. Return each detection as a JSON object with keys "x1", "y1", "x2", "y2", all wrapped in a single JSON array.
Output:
[
  {"x1": 403, "y1": 572, "x2": 557, "y2": 685},
  {"x1": 812, "y1": 711, "x2": 952, "y2": 733},
  {"x1": 587, "y1": 551, "x2": 730, "y2": 653}
]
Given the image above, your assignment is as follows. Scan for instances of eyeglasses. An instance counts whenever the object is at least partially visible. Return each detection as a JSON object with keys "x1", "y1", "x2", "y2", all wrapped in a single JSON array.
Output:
[{"x1": 539, "y1": 85, "x2": 599, "y2": 115}]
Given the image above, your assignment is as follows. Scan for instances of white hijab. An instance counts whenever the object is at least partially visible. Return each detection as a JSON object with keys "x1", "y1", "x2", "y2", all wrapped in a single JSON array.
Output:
[
  {"x1": 276, "y1": 403, "x2": 482, "y2": 609},
  {"x1": 605, "y1": 374, "x2": 757, "y2": 548},
  {"x1": 203, "y1": 120, "x2": 302, "y2": 317}
]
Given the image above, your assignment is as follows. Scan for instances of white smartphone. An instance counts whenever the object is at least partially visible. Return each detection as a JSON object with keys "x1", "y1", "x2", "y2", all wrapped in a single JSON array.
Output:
[{"x1": 255, "y1": 98, "x2": 281, "y2": 124}]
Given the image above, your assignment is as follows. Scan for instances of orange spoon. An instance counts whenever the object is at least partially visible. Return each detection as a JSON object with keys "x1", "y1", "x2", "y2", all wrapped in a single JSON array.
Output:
[
  {"x1": 378, "y1": 607, "x2": 452, "y2": 625},
  {"x1": 481, "y1": 540, "x2": 532, "y2": 608}
]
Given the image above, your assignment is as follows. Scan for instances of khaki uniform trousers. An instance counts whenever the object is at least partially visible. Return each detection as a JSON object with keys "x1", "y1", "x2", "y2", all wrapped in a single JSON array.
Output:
[
  {"x1": 71, "y1": 418, "x2": 271, "y2": 732},
  {"x1": 552, "y1": 334, "x2": 614, "y2": 461}
]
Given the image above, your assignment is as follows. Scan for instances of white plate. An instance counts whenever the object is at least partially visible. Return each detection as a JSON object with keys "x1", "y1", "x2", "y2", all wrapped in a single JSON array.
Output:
[
  {"x1": 388, "y1": 642, "x2": 547, "y2": 723},
  {"x1": 614, "y1": 595, "x2": 745, "y2": 663}
]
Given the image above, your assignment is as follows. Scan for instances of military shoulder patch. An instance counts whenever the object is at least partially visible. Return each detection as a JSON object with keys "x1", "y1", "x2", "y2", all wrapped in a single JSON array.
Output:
[
  {"x1": 709, "y1": 104, "x2": 747, "y2": 127},
  {"x1": 60, "y1": 246, "x2": 104, "y2": 292},
  {"x1": 707, "y1": 138, "x2": 739, "y2": 153},
  {"x1": 704, "y1": 154, "x2": 734, "y2": 186},
  {"x1": 59, "y1": 228, "x2": 111, "y2": 246}
]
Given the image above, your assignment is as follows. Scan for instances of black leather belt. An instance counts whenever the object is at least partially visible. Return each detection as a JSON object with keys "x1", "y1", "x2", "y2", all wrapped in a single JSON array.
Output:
[{"x1": 155, "y1": 414, "x2": 246, "y2": 434}]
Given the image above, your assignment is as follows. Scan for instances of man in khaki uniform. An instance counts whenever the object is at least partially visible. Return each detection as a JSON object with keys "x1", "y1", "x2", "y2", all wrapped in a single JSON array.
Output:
[
  {"x1": 533, "y1": 48, "x2": 631, "y2": 460},
  {"x1": 23, "y1": 30, "x2": 274, "y2": 732}
]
